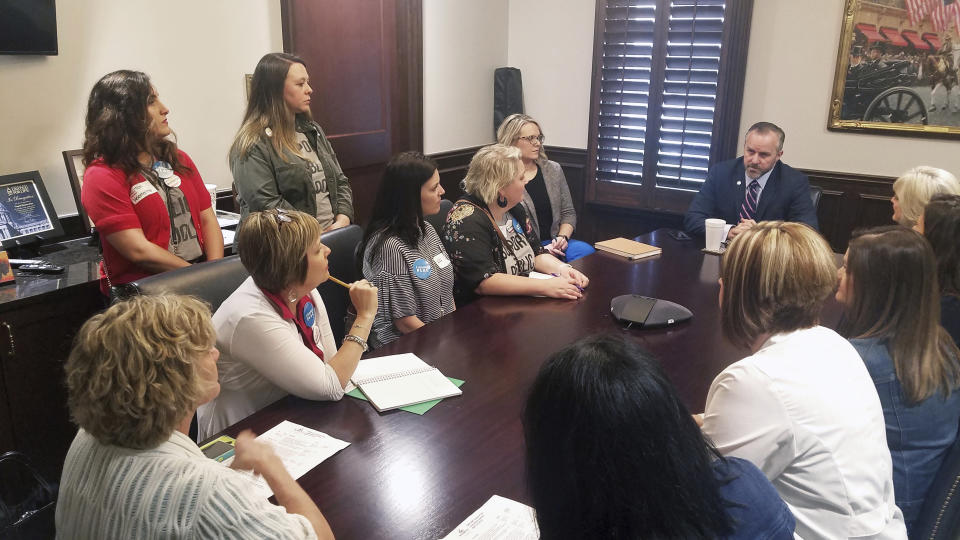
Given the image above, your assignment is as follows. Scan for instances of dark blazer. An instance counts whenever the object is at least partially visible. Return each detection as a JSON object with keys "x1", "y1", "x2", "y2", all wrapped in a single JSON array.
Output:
[{"x1": 683, "y1": 158, "x2": 818, "y2": 235}]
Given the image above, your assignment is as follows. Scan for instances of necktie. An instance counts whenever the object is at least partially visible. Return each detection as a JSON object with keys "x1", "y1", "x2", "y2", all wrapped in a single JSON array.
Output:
[{"x1": 740, "y1": 180, "x2": 760, "y2": 221}]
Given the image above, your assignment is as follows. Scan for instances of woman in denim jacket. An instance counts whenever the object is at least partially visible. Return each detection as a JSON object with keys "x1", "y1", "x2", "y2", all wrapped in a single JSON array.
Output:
[
  {"x1": 230, "y1": 53, "x2": 354, "y2": 231},
  {"x1": 837, "y1": 226, "x2": 960, "y2": 535}
]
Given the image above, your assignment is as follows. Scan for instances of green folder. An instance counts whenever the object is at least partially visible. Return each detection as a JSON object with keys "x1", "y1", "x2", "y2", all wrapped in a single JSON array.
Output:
[{"x1": 347, "y1": 377, "x2": 464, "y2": 415}]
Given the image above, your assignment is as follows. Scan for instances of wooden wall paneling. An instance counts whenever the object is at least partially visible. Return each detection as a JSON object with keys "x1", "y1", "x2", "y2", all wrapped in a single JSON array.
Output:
[{"x1": 804, "y1": 169, "x2": 895, "y2": 251}]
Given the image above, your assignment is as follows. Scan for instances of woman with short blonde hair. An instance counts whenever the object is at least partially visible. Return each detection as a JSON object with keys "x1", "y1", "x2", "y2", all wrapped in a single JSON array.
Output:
[
  {"x1": 497, "y1": 114, "x2": 594, "y2": 261},
  {"x1": 441, "y1": 144, "x2": 588, "y2": 304},
  {"x1": 891, "y1": 165, "x2": 960, "y2": 227},
  {"x1": 58, "y1": 295, "x2": 332, "y2": 538},
  {"x1": 198, "y1": 209, "x2": 377, "y2": 440},
  {"x1": 701, "y1": 221, "x2": 906, "y2": 538}
]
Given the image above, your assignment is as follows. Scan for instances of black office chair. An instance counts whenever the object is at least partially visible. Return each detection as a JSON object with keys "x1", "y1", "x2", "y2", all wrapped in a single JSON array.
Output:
[
  {"x1": 914, "y1": 422, "x2": 960, "y2": 539},
  {"x1": 318, "y1": 224, "x2": 363, "y2": 345},
  {"x1": 125, "y1": 255, "x2": 249, "y2": 312},
  {"x1": 810, "y1": 185, "x2": 823, "y2": 211},
  {"x1": 424, "y1": 198, "x2": 454, "y2": 233}
]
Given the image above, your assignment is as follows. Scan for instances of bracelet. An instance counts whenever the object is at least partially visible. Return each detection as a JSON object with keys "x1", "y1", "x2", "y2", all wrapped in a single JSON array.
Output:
[
  {"x1": 343, "y1": 334, "x2": 369, "y2": 353},
  {"x1": 557, "y1": 234, "x2": 569, "y2": 241}
]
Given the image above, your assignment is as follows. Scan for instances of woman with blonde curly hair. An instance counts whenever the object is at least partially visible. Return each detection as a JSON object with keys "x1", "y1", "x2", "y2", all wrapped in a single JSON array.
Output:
[
  {"x1": 890, "y1": 165, "x2": 960, "y2": 228},
  {"x1": 700, "y1": 221, "x2": 906, "y2": 539},
  {"x1": 440, "y1": 144, "x2": 588, "y2": 304},
  {"x1": 57, "y1": 295, "x2": 332, "y2": 539}
]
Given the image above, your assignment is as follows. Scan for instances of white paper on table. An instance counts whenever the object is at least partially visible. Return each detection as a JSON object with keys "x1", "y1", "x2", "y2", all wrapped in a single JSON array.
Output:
[
  {"x1": 216, "y1": 210, "x2": 241, "y2": 228},
  {"x1": 220, "y1": 229, "x2": 235, "y2": 246},
  {"x1": 441, "y1": 495, "x2": 539, "y2": 540},
  {"x1": 345, "y1": 352, "x2": 428, "y2": 393},
  {"x1": 527, "y1": 271, "x2": 552, "y2": 280},
  {"x1": 223, "y1": 420, "x2": 349, "y2": 499}
]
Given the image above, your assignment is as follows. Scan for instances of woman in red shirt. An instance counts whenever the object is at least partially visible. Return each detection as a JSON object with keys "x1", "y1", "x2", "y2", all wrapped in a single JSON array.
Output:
[{"x1": 80, "y1": 70, "x2": 223, "y2": 294}]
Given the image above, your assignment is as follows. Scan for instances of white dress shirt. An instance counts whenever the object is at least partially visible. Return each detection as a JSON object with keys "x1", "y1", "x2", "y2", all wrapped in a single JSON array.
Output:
[
  {"x1": 56, "y1": 429, "x2": 316, "y2": 539},
  {"x1": 198, "y1": 277, "x2": 342, "y2": 440},
  {"x1": 702, "y1": 326, "x2": 906, "y2": 539}
]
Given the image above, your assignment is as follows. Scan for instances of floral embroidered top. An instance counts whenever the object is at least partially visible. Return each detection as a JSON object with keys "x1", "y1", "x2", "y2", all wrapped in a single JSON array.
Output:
[{"x1": 441, "y1": 193, "x2": 543, "y2": 305}]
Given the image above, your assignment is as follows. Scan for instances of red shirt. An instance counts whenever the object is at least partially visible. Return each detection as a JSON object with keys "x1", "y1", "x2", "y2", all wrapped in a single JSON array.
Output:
[{"x1": 81, "y1": 150, "x2": 211, "y2": 294}]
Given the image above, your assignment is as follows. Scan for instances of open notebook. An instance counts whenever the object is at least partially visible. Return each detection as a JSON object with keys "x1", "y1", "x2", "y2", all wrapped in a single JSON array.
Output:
[{"x1": 349, "y1": 353, "x2": 462, "y2": 412}]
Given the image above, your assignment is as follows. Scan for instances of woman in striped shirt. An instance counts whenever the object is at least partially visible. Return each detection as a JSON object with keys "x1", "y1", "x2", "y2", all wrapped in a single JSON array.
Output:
[{"x1": 360, "y1": 152, "x2": 456, "y2": 347}]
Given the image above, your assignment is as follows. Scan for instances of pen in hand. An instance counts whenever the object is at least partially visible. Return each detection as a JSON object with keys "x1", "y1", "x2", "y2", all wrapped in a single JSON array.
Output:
[{"x1": 328, "y1": 276, "x2": 351, "y2": 289}]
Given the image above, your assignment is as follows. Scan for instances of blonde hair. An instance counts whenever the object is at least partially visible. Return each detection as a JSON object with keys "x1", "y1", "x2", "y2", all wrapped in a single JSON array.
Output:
[
  {"x1": 720, "y1": 222, "x2": 837, "y2": 349},
  {"x1": 230, "y1": 53, "x2": 309, "y2": 164},
  {"x1": 65, "y1": 295, "x2": 215, "y2": 449},
  {"x1": 496, "y1": 113, "x2": 548, "y2": 165},
  {"x1": 892, "y1": 166, "x2": 960, "y2": 227},
  {"x1": 462, "y1": 144, "x2": 524, "y2": 205},
  {"x1": 236, "y1": 209, "x2": 323, "y2": 293}
]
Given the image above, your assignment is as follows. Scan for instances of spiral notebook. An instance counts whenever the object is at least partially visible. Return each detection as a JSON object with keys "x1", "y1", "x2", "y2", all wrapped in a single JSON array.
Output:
[{"x1": 349, "y1": 353, "x2": 462, "y2": 412}]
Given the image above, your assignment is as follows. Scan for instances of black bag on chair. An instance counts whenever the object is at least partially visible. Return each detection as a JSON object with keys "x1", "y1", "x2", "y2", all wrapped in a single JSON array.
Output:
[
  {"x1": 494, "y1": 67, "x2": 524, "y2": 136},
  {"x1": 0, "y1": 451, "x2": 57, "y2": 539}
]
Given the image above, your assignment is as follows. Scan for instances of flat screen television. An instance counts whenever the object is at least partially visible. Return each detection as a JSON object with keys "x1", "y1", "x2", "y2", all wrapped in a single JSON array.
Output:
[
  {"x1": 0, "y1": 171, "x2": 64, "y2": 253},
  {"x1": 0, "y1": 0, "x2": 58, "y2": 55}
]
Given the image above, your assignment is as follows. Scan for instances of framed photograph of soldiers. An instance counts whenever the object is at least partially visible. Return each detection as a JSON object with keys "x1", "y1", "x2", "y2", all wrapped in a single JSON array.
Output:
[{"x1": 828, "y1": 0, "x2": 960, "y2": 138}]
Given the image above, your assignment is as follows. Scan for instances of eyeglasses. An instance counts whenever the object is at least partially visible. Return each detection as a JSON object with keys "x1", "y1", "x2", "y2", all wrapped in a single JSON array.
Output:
[
  {"x1": 517, "y1": 134, "x2": 545, "y2": 145},
  {"x1": 271, "y1": 208, "x2": 292, "y2": 230}
]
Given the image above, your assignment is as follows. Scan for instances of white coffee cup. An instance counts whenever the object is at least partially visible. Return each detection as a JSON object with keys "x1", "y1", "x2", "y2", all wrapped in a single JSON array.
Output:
[
  {"x1": 704, "y1": 218, "x2": 726, "y2": 251},
  {"x1": 205, "y1": 184, "x2": 218, "y2": 211}
]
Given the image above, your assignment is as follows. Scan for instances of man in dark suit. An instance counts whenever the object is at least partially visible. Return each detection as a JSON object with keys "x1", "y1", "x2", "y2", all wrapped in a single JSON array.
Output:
[{"x1": 683, "y1": 122, "x2": 818, "y2": 239}]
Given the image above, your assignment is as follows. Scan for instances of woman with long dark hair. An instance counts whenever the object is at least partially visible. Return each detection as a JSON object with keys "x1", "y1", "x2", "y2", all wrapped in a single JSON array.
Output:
[
  {"x1": 80, "y1": 70, "x2": 223, "y2": 294},
  {"x1": 837, "y1": 226, "x2": 960, "y2": 534},
  {"x1": 524, "y1": 335, "x2": 794, "y2": 539},
  {"x1": 359, "y1": 152, "x2": 455, "y2": 346},
  {"x1": 230, "y1": 52, "x2": 354, "y2": 230},
  {"x1": 919, "y1": 193, "x2": 960, "y2": 346}
]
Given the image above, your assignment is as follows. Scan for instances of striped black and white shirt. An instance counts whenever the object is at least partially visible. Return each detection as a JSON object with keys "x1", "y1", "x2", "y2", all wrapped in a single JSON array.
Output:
[
  {"x1": 56, "y1": 429, "x2": 316, "y2": 539},
  {"x1": 362, "y1": 222, "x2": 456, "y2": 346}
]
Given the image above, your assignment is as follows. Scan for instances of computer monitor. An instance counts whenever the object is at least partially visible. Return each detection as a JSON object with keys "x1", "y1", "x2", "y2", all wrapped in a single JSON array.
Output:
[{"x1": 0, "y1": 171, "x2": 64, "y2": 254}]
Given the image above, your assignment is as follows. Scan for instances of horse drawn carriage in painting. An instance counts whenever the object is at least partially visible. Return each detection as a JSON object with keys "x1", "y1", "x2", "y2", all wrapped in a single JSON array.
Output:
[{"x1": 842, "y1": 59, "x2": 929, "y2": 124}]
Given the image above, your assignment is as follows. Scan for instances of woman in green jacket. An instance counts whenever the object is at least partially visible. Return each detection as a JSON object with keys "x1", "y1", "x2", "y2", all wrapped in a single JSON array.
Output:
[{"x1": 230, "y1": 52, "x2": 354, "y2": 231}]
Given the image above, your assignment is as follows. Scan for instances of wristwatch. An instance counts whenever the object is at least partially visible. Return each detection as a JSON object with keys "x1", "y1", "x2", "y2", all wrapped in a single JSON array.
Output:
[{"x1": 343, "y1": 334, "x2": 369, "y2": 352}]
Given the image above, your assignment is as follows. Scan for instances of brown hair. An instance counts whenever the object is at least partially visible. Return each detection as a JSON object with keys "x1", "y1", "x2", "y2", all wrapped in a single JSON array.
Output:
[
  {"x1": 236, "y1": 209, "x2": 323, "y2": 293},
  {"x1": 838, "y1": 226, "x2": 960, "y2": 403},
  {"x1": 65, "y1": 295, "x2": 214, "y2": 449},
  {"x1": 923, "y1": 193, "x2": 960, "y2": 295},
  {"x1": 746, "y1": 121, "x2": 785, "y2": 151},
  {"x1": 720, "y1": 221, "x2": 836, "y2": 349}
]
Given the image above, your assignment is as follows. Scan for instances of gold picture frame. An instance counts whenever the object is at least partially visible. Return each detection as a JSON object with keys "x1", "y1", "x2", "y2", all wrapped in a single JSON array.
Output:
[{"x1": 827, "y1": 0, "x2": 960, "y2": 138}]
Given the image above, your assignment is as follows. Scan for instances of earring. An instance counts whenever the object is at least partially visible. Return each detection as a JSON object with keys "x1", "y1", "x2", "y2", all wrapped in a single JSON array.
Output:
[
  {"x1": 496, "y1": 193, "x2": 508, "y2": 208},
  {"x1": 287, "y1": 289, "x2": 299, "y2": 303}
]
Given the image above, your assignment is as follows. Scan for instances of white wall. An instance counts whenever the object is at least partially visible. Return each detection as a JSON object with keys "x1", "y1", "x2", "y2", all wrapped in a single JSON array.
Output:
[
  {"x1": 0, "y1": 0, "x2": 282, "y2": 218},
  {"x1": 740, "y1": 0, "x2": 960, "y2": 177},
  {"x1": 423, "y1": 0, "x2": 509, "y2": 154},
  {"x1": 507, "y1": 0, "x2": 595, "y2": 149}
]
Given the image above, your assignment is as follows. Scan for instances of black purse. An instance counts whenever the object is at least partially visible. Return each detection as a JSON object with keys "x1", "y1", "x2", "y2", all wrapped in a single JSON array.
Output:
[{"x1": 0, "y1": 451, "x2": 57, "y2": 539}]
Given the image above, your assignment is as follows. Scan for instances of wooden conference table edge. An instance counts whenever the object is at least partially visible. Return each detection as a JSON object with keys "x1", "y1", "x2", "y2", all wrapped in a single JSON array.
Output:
[{"x1": 211, "y1": 229, "x2": 843, "y2": 540}]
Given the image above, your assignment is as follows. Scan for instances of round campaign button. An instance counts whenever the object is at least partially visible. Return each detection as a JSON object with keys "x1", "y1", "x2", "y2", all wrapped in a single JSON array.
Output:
[
  {"x1": 302, "y1": 301, "x2": 316, "y2": 327},
  {"x1": 512, "y1": 219, "x2": 523, "y2": 235},
  {"x1": 164, "y1": 174, "x2": 182, "y2": 188},
  {"x1": 412, "y1": 258, "x2": 432, "y2": 280},
  {"x1": 152, "y1": 161, "x2": 174, "y2": 179}
]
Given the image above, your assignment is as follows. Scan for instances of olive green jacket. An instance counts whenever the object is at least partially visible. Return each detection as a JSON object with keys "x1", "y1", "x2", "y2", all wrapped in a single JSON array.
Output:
[{"x1": 230, "y1": 116, "x2": 354, "y2": 223}]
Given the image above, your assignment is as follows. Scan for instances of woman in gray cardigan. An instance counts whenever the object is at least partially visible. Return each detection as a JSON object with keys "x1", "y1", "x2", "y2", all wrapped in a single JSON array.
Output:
[
  {"x1": 229, "y1": 53, "x2": 354, "y2": 231},
  {"x1": 497, "y1": 114, "x2": 595, "y2": 261}
]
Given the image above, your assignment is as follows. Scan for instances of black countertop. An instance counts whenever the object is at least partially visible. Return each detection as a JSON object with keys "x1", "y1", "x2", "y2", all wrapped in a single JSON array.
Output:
[{"x1": 0, "y1": 238, "x2": 103, "y2": 311}]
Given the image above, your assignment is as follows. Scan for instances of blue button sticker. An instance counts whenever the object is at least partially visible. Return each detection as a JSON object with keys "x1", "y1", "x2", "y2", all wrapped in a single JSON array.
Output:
[
  {"x1": 412, "y1": 258, "x2": 432, "y2": 279},
  {"x1": 302, "y1": 301, "x2": 316, "y2": 327},
  {"x1": 512, "y1": 219, "x2": 523, "y2": 235}
]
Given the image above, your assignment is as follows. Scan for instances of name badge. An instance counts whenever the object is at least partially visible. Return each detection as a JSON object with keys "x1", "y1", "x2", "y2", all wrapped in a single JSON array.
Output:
[
  {"x1": 432, "y1": 252, "x2": 450, "y2": 269},
  {"x1": 130, "y1": 181, "x2": 158, "y2": 205},
  {"x1": 412, "y1": 258, "x2": 432, "y2": 279},
  {"x1": 512, "y1": 219, "x2": 523, "y2": 235}
]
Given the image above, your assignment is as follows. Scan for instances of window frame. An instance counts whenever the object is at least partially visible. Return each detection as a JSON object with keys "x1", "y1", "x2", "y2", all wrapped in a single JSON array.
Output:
[{"x1": 585, "y1": 0, "x2": 755, "y2": 213}]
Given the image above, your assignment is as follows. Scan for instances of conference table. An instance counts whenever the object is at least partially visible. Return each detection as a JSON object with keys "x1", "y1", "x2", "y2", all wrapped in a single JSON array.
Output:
[{"x1": 214, "y1": 229, "x2": 843, "y2": 539}]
